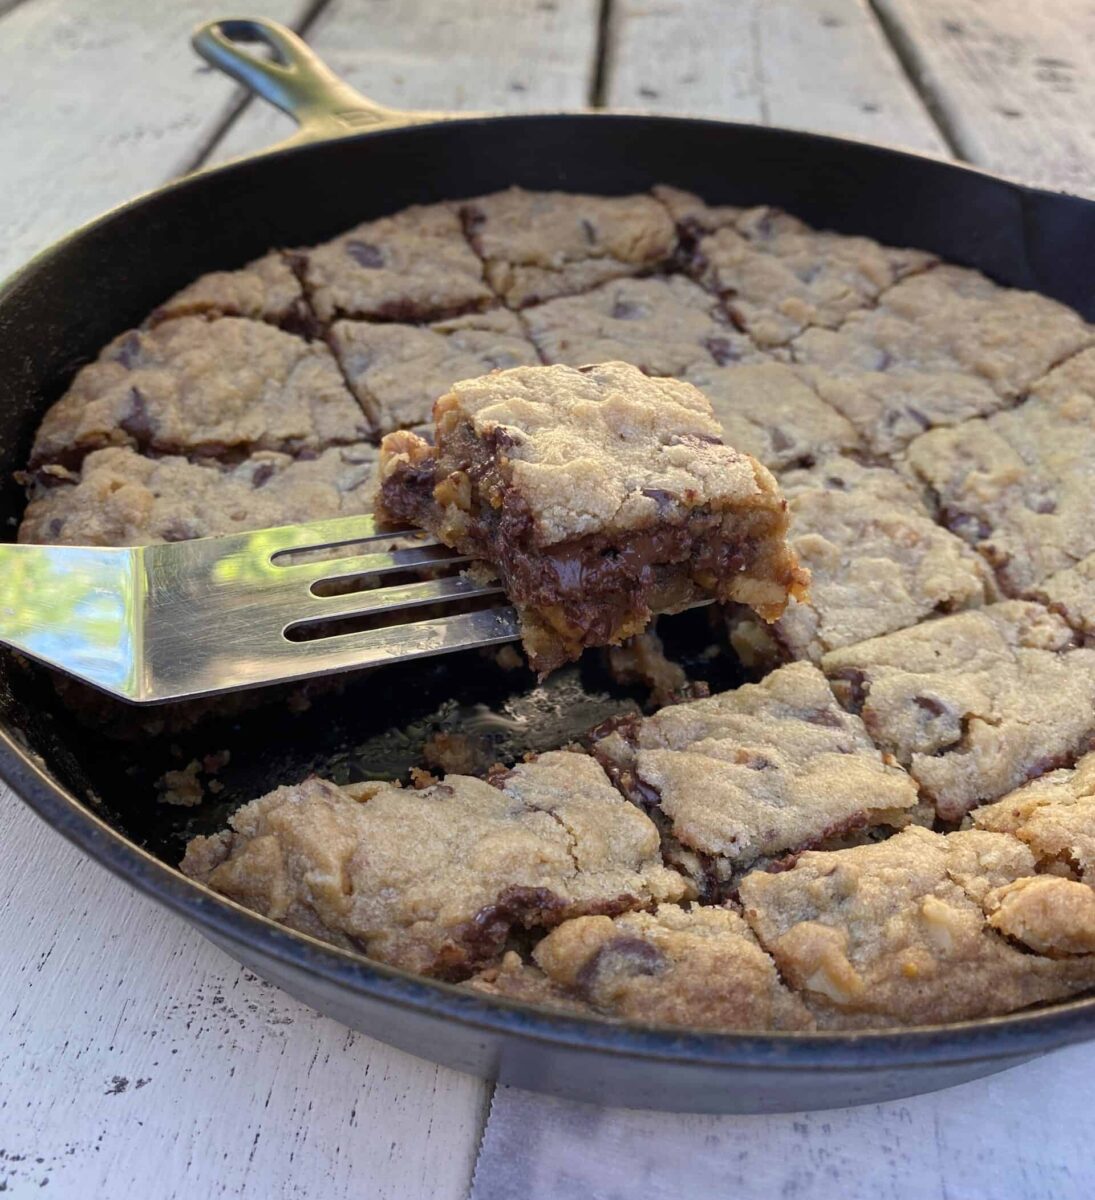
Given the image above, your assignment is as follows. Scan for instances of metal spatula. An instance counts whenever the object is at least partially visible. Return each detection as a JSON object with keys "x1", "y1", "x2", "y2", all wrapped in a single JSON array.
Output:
[{"x1": 0, "y1": 515, "x2": 520, "y2": 703}]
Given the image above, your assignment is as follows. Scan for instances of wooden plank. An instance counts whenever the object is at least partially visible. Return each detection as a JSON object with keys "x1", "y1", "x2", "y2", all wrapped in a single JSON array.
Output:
[
  {"x1": 873, "y1": 0, "x2": 1095, "y2": 195},
  {"x1": 0, "y1": 787, "x2": 489, "y2": 1199},
  {"x1": 605, "y1": 0, "x2": 949, "y2": 155},
  {"x1": 209, "y1": 0, "x2": 602, "y2": 164},
  {"x1": 0, "y1": 0, "x2": 308, "y2": 281},
  {"x1": 471, "y1": 1068, "x2": 1095, "y2": 1200}
]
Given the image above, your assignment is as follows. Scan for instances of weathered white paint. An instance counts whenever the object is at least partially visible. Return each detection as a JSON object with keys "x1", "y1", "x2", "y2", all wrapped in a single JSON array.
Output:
[
  {"x1": 605, "y1": 0, "x2": 949, "y2": 154},
  {"x1": 472, "y1": 1054, "x2": 1095, "y2": 1200},
  {"x1": 0, "y1": 788, "x2": 488, "y2": 1198},
  {"x1": 1, "y1": 0, "x2": 1093, "y2": 1196},
  {"x1": 209, "y1": 0, "x2": 602, "y2": 163},
  {"x1": 874, "y1": 0, "x2": 1095, "y2": 195},
  {"x1": 0, "y1": 0, "x2": 309, "y2": 281}
]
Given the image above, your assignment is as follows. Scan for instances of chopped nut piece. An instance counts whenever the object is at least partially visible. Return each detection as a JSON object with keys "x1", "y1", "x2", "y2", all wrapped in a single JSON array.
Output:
[
  {"x1": 973, "y1": 751, "x2": 1095, "y2": 883},
  {"x1": 986, "y1": 877, "x2": 1095, "y2": 956}
]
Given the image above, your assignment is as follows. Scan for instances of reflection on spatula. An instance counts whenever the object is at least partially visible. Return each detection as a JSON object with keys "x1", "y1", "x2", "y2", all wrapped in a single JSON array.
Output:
[{"x1": 0, "y1": 515, "x2": 519, "y2": 704}]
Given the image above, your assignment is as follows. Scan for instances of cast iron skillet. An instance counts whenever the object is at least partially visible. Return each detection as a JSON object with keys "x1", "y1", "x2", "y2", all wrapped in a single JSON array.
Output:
[{"x1": 2, "y1": 18, "x2": 1094, "y2": 1115}]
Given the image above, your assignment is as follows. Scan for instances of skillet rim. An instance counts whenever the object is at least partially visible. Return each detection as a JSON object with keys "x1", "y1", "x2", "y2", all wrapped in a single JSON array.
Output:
[{"x1": 3, "y1": 109, "x2": 1095, "y2": 1072}]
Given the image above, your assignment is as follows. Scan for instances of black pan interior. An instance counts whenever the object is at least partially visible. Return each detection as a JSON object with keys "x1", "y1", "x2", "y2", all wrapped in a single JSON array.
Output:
[{"x1": 3, "y1": 113, "x2": 1095, "y2": 866}]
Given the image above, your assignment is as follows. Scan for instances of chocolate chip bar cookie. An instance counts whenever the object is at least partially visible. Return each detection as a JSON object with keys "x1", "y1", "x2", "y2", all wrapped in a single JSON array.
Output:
[
  {"x1": 471, "y1": 905, "x2": 814, "y2": 1031},
  {"x1": 523, "y1": 275, "x2": 761, "y2": 377},
  {"x1": 377, "y1": 362, "x2": 808, "y2": 673},
  {"x1": 906, "y1": 350, "x2": 1095, "y2": 595},
  {"x1": 790, "y1": 267, "x2": 1093, "y2": 453},
  {"x1": 730, "y1": 457, "x2": 994, "y2": 666},
  {"x1": 739, "y1": 825, "x2": 1095, "y2": 1028},
  {"x1": 152, "y1": 251, "x2": 310, "y2": 333},
  {"x1": 181, "y1": 752, "x2": 687, "y2": 979},
  {"x1": 677, "y1": 193, "x2": 934, "y2": 347},
  {"x1": 329, "y1": 308, "x2": 539, "y2": 434},
  {"x1": 590, "y1": 661, "x2": 919, "y2": 894},
  {"x1": 823, "y1": 601, "x2": 1095, "y2": 821},
  {"x1": 18, "y1": 443, "x2": 378, "y2": 546},
  {"x1": 299, "y1": 201, "x2": 494, "y2": 323},
  {"x1": 682, "y1": 362, "x2": 860, "y2": 471},
  {"x1": 461, "y1": 187, "x2": 676, "y2": 308},
  {"x1": 30, "y1": 317, "x2": 370, "y2": 466}
]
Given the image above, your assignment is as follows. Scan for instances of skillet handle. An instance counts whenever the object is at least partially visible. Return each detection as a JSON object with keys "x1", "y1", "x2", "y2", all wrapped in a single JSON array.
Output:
[{"x1": 192, "y1": 18, "x2": 445, "y2": 146}]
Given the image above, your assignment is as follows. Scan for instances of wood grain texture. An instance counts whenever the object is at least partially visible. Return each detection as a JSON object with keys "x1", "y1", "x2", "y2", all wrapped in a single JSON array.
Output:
[
  {"x1": 604, "y1": 0, "x2": 949, "y2": 154},
  {"x1": 0, "y1": 787, "x2": 489, "y2": 1199},
  {"x1": 873, "y1": 0, "x2": 1095, "y2": 194},
  {"x1": 208, "y1": 0, "x2": 602, "y2": 164},
  {"x1": 471, "y1": 1056, "x2": 1095, "y2": 1200},
  {"x1": 0, "y1": 0, "x2": 309, "y2": 281},
  {"x1": 2, "y1": 1, "x2": 1094, "y2": 1197}
]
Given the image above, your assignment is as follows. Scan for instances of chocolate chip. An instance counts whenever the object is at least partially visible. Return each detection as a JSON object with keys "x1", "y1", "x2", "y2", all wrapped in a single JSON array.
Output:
[
  {"x1": 119, "y1": 387, "x2": 157, "y2": 441},
  {"x1": 803, "y1": 708, "x2": 845, "y2": 728},
  {"x1": 751, "y1": 212, "x2": 775, "y2": 240},
  {"x1": 461, "y1": 206, "x2": 486, "y2": 234},
  {"x1": 947, "y1": 511, "x2": 992, "y2": 541},
  {"x1": 576, "y1": 936, "x2": 667, "y2": 997},
  {"x1": 769, "y1": 427, "x2": 794, "y2": 452},
  {"x1": 704, "y1": 335, "x2": 742, "y2": 365},
  {"x1": 580, "y1": 218, "x2": 598, "y2": 245},
  {"x1": 1028, "y1": 493, "x2": 1057, "y2": 514},
  {"x1": 611, "y1": 299, "x2": 646, "y2": 320},
  {"x1": 914, "y1": 695, "x2": 947, "y2": 717},
  {"x1": 672, "y1": 431, "x2": 722, "y2": 446},
  {"x1": 114, "y1": 331, "x2": 143, "y2": 369},
  {"x1": 641, "y1": 487, "x2": 677, "y2": 513},
  {"x1": 48, "y1": 517, "x2": 64, "y2": 537},
  {"x1": 585, "y1": 711, "x2": 642, "y2": 749},
  {"x1": 832, "y1": 668, "x2": 868, "y2": 713},
  {"x1": 875, "y1": 349, "x2": 894, "y2": 371},
  {"x1": 796, "y1": 263, "x2": 822, "y2": 284},
  {"x1": 724, "y1": 304, "x2": 748, "y2": 331},
  {"x1": 462, "y1": 886, "x2": 565, "y2": 957},
  {"x1": 162, "y1": 519, "x2": 198, "y2": 543},
  {"x1": 346, "y1": 240, "x2": 385, "y2": 268},
  {"x1": 250, "y1": 463, "x2": 276, "y2": 488}
]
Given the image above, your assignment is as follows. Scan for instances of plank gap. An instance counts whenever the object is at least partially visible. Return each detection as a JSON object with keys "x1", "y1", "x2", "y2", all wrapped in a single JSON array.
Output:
[
  {"x1": 183, "y1": 0, "x2": 335, "y2": 174},
  {"x1": 867, "y1": 0, "x2": 964, "y2": 157},
  {"x1": 589, "y1": 0, "x2": 613, "y2": 107}
]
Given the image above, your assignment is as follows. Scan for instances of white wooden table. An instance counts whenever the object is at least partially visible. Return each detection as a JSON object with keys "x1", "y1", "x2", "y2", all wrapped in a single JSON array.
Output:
[{"x1": 2, "y1": 2, "x2": 1094, "y2": 1196}]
